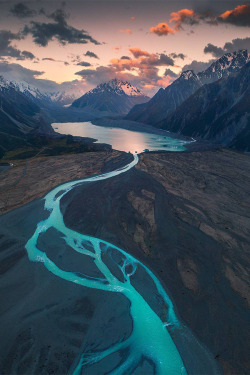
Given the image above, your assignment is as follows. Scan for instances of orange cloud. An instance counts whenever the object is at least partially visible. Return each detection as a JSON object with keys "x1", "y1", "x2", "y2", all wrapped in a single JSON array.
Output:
[
  {"x1": 119, "y1": 29, "x2": 132, "y2": 34},
  {"x1": 219, "y1": 4, "x2": 250, "y2": 26},
  {"x1": 129, "y1": 47, "x2": 150, "y2": 58},
  {"x1": 170, "y1": 9, "x2": 199, "y2": 29},
  {"x1": 131, "y1": 16, "x2": 135, "y2": 21},
  {"x1": 220, "y1": 4, "x2": 248, "y2": 19},
  {"x1": 150, "y1": 22, "x2": 176, "y2": 36}
]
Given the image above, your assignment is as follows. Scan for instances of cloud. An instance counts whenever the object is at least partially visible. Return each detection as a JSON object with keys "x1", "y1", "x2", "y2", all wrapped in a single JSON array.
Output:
[
  {"x1": 131, "y1": 16, "x2": 135, "y2": 21},
  {"x1": 10, "y1": 2, "x2": 36, "y2": 18},
  {"x1": 204, "y1": 37, "x2": 250, "y2": 57},
  {"x1": 0, "y1": 62, "x2": 44, "y2": 82},
  {"x1": 42, "y1": 57, "x2": 71, "y2": 66},
  {"x1": 76, "y1": 61, "x2": 92, "y2": 67},
  {"x1": 120, "y1": 56, "x2": 131, "y2": 60},
  {"x1": 22, "y1": 8, "x2": 100, "y2": 47},
  {"x1": 169, "y1": 9, "x2": 200, "y2": 29},
  {"x1": 218, "y1": 5, "x2": 250, "y2": 27},
  {"x1": 111, "y1": 50, "x2": 175, "y2": 70},
  {"x1": 204, "y1": 43, "x2": 225, "y2": 57},
  {"x1": 85, "y1": 51, "x2": 99, "y2": 59},
  {"x1": 0, "y1": 30, "x2": 22, "y2": 58},
  {"x1": 150, "y1": 5, "x2": 250, "y2": 38},
  {"x1": 170, "y1": 52, "x2": 185, "y2": 60},
  {"x1": 42, "y1": 57, "x2": 56, "y2": 61},
  {"x1": 129, "y1": 47, "x2": 150, "y2": 58},
  {"x1": 119, "y1": 29, "x2": 132, "y2": 34},
  {"x1": 150, "y1": 22, "x2": 175, "y2": 36},
  {"x1": 182, "y1": 59, "x2": 215, "y2": 73},
  {"x1": 153, "y1": 54, "x2": 175, "y2": 66},
  {"x1": 19, "y1": 50, "x2": 35, "y2": 60},
  {"x1": 150, "y1": 8, "x2": 201, "y2": 36},
  {"x1": 0, "y1": 30, "x2": 36, "y2": 60},
  {"x1": 164, "y1": 68, "x2": 178, "y2": 77},
  {"x1": 75, "y1": 48, "x2": 179, "y2": 96}
]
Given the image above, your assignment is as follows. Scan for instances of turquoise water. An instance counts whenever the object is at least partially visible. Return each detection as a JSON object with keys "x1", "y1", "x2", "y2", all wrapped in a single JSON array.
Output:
[
  {"x1": 52, "y1": 121, "x2": 188, "y2": 153},
  {"x1": 25, "y1": 154, "x2": 188, "y2": 374}
]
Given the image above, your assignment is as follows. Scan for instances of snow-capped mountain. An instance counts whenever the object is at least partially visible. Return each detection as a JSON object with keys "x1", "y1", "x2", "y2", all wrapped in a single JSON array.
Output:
[
  {"x1": 0, "y1": 76, "x2": 77, "y2": 106},
  {"x1": 126, "y1": 49, "x2": 250, "y2": 125},
  {"x1": 86, "y1": 79, "x2": 144, "y2": 97},
  {"x1": 198, "y1": 49, "x2": 250, "y2": 84},
  {"x1": 161, "y1": 61, "x2": 250, "y2": 151},
  {"x1": 71, "y1": 79, "x2": 149, "y2": 114}
]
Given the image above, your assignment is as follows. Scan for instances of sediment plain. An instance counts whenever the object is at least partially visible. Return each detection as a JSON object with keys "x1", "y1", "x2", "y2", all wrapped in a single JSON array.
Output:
[{"x1": 0, "y1": 148, "x2": 249, "y2": 374}]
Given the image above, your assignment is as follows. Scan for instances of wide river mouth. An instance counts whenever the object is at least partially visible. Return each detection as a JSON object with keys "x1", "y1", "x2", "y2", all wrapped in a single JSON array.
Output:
[{"x1": 52, "y1": 121, "x2": 189, "y2": 153}]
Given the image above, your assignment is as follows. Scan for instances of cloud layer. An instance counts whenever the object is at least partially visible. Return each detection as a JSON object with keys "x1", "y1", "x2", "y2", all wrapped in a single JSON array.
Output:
[{"x1": 150, "y1": 5, "x2": 250, "y2": 36}]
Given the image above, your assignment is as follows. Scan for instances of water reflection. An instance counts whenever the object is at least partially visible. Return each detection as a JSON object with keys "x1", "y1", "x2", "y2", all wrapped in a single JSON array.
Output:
[{"x1": 52, "y1": 121, "x2": 188, "y2": 153}]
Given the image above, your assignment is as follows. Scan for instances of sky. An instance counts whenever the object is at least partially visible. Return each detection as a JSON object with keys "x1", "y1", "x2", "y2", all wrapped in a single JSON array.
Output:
[{"x1": 0, "y1": 0, "x2": 249, "y2": 97}]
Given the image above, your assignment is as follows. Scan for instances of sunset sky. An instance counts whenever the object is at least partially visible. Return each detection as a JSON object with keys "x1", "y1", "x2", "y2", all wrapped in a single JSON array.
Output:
[{"x1": 0, "y1": 0, "x2": 249, "y2": 96}]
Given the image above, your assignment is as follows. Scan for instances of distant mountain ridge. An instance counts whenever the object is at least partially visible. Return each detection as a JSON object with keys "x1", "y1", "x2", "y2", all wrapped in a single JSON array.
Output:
[
  {"x1": 71, "y1": 79, "x2": 150, "y2": 114},
  {"x1": 126, "y1": 70, "x2": 203, "y2": 124},
  {"x1": 126, "y1": 50, "x2": 249, "y2": 125},
  {"x1": 0, "y1": 76, "x2": 77, "y2": 106}
]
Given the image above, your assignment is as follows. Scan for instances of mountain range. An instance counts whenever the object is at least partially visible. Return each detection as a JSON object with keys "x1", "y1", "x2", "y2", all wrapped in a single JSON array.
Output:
[
  {"x1": 126, "y1": 49, "x2": 250, "y2": 151},
  {"x1": 126, "y1": 50, "x2": 249, "y2": 125},
  {"x1": 160, "y1": 62, "x2": 250, "y2": 145},
  {"x1": 0, "y1": 49, "x2": 249, "y2": 156},
  {"x1": 71, "y1": 79, "x2": 150, "y2": 114}
]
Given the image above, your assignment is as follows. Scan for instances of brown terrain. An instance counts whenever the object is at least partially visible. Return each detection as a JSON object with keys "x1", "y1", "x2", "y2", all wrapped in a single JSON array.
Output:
[
  {"x1": 138, "y1": 150, "x2": 250, "y2": 306},
  {"x1": 0, "y1": 150, "x2": 123, "y2": 214}
]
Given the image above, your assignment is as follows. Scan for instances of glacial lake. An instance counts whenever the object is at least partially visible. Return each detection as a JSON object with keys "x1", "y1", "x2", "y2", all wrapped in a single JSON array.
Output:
[{"x1": 52, "y1": 121, "x2": 189, "y2": 153}]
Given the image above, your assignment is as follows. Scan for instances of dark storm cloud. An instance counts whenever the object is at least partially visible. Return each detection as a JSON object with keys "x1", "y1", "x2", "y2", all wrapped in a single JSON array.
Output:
[
  {"x1": 22, "y1": 8, "x2": 100, "y2": 47},
  {"x1": 85, "y1": 51, "x2": 99, "y2": 59},
  {"x1": 76, "y1": 61, "x2": 92, "y2": 67},
  {"x1": 10, "y1": 2, "x2": 36, "y2": 18},
  {"x1": 204, "y1": 37, "x2": 250, "y2": 57},
  {"x1": 164, "y1": 68, "x2": 178, "y2": 77}
]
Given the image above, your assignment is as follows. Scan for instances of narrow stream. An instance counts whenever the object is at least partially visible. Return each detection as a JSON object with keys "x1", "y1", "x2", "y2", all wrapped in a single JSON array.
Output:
[{"x1": 25, "y1": 154, "x2": 187, "y2": 374}]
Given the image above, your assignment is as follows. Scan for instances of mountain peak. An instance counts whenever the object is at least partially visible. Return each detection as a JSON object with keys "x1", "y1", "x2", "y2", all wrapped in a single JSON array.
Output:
[
  {"x1": 179, "y1": 70, "x2": 197, "y2": 80},
  {"x1": 198, "y1": 49, "x2": 249, "y2": 84},
  {"x1": 71, "y1": 79, "x2": 149, "y2": 114},
  {"x1": 86, "y1": 79, "x2": 146, "y2": 98}
]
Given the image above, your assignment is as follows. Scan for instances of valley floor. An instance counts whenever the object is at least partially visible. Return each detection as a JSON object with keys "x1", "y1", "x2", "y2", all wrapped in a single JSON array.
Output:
[
  {"x1": 0, "y1": 148, "x2": 249, "y2": 374},
  {"x1": 0, "y1": 150, "x2": 126, "y2": 214}
]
